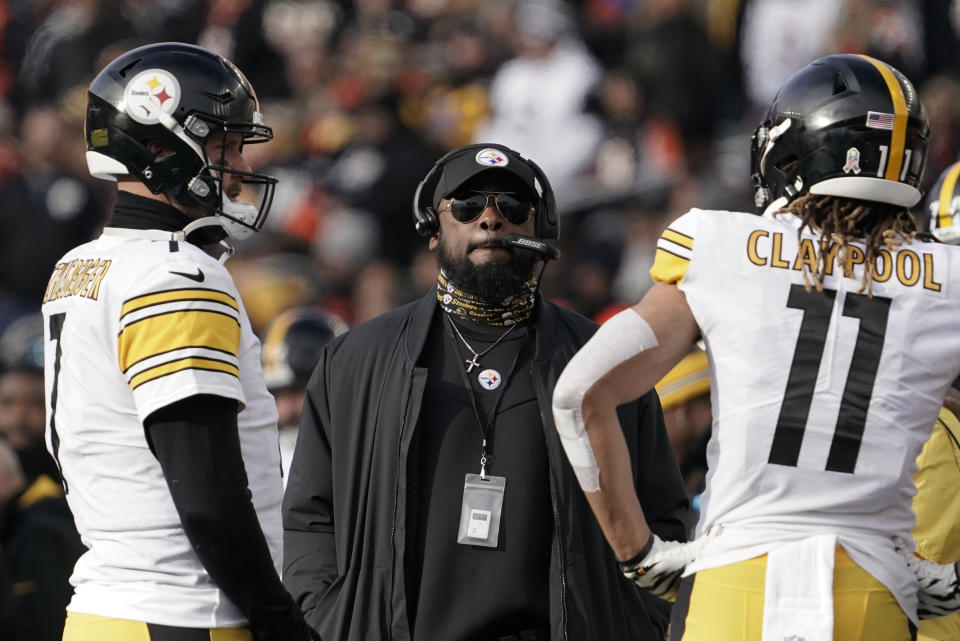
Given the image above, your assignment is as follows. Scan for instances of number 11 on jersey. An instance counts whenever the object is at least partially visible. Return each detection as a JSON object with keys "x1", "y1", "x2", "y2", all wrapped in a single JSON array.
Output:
[{"x1": 768, "y1": 285, "x2": 891, "y2": 474}]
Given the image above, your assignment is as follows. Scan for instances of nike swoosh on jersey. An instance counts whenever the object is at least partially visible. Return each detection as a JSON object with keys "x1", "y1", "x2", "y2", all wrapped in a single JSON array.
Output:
[{"x1": 169, "y1": 268, "x2": 205, "y2": 282}]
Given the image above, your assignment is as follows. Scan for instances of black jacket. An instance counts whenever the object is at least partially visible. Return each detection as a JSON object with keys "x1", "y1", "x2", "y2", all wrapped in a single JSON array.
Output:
[
  {"x1": 283, "y1": 292, "x2": 690, "y2": 641},
  {"x1": 0, "y1": 474, "x2": 85, "y2": 641}
]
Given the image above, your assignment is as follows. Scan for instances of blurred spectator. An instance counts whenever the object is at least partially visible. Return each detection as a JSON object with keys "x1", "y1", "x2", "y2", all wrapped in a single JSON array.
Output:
[
  {"x1": 923, "y1": 0, "x2": 960, "y2": 79},
  {"x1": 414, "y1": 15, "x2": 500, "y2": 149},
  {"x1": 920, "y1": 74, "x2": 960, "y2": 196},
  {"x1": 228, "y1": 252, "x2": 327, "y2": 335},
  {"x1": 611, "y1": 197, "x2": 670, "y2": 304},
  {"x1": 624, "y1": 0, "x2": 732, "y2": 169},
  {"x1": 583, "y1": 68, "x2": 685, "y2": 207},
  {"x1": 474, "y1": 0, "x2": 604, "y2": 203},
  {"x1": 0, "y1": 438, "x2": 83, "y2": 641},
  {"x1": 654, "y1": 348, "x2": 711, "y2": 502},
  {"x1": 0, "y1": 314, "x2": 61, "y2": 484},
  {"x1": 261, "y1": 306, "x2": 347, "y2": 486},
  {"x1": 738, "y1": 0, "x2": 845, "y2": 116},
  {"x1": 12, "y1": 0, "x2": 155, "y2": 111},
  {"x1": 0, "y1": 105, "x2": 108, "y2": 332},
  {"x1": 201, "y1": 0, "x2": 294, "y2": 100},
  {"x1": 557, "y1": 209, "x2": 624, "y2": 319},
  {"x1": 0, "y1": 545, "x2": 26, "y2": 641},
  {"x1": 321, "y1": 95, "x2": 441, "y2": 266},
  {"x1": 350, "y1": 259, "x2": 414, "y2": 324}
]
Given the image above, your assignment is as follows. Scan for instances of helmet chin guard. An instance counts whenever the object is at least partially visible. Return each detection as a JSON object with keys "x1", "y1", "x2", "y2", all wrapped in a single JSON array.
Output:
[{"x1": 219, "y1": 192, "x2": 261, "y2": 240}]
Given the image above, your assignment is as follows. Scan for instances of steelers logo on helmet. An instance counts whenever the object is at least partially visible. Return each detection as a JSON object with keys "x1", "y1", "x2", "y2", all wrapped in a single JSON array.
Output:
[
  {"x1": 922, "y1": 160, "x2": 960, "y2": 245},
  {"x1": 124, "y1": 69, "x2": 181, "y2": 125},
  {"x1": 475, "y1": 148, "x2": 509, "y2": 167}
]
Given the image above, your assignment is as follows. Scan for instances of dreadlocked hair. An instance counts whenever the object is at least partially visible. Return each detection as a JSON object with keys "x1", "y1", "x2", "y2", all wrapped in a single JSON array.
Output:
[{"x1": 775, "y1": 193, "x2": 935, "y2": 295}]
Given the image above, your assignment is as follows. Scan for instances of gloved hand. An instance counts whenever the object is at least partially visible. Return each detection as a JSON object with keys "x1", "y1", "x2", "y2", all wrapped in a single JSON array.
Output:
[
  {"x1": 894, "y1": 537, "x2": 960, "y2": 619},
  {"x1": 250, "y1": 593, "x2": 318, "y2": 641},
  {"x1": 620, "y1": 531, "x2": 713, "y2": 599}
]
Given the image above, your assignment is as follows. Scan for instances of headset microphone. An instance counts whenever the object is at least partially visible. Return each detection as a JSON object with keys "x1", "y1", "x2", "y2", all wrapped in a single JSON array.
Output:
[{"x1": 504, "y1": 233, "x2": 560, "y2": 261}]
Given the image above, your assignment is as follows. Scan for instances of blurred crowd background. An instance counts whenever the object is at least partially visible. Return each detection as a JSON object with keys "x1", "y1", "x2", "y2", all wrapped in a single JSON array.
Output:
[
  {"x1": 2, "y1": 0, "x2": 960, "y2": 341},
  {"x1": 2, "y1": 1, "x2": 960, "y2": 636}
]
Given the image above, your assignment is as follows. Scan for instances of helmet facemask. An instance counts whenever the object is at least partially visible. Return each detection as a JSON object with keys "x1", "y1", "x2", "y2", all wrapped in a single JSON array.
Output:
[
  {"x1": 178, "y1": 115, "x2": 277, "y2": 240},
  {"x1": 84, "y1": 42, "x2": 278, "y2": 243}
]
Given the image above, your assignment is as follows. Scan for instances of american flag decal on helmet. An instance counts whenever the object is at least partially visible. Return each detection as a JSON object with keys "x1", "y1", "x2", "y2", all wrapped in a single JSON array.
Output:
[{"x1": 866, "y1": 111, "x2": 895, "y2": 130}]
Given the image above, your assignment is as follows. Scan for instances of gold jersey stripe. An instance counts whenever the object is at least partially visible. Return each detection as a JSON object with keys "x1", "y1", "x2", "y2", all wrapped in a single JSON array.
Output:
[
  {"x1": 129, "y1": 356, "x2": 240, "y2": 391},
  {"x1": 858, "y1": 54, "x2": 908, "y2": 182},
  {"x1": 121, "y1": 288, "x2": 239, "y2": 319},
  {"x1": 662, "y1": 228, "x2": 694, "y2": 250},
  {"x1": 650, "y1": 247, "x2": 690, "y2": 284},
  {"x1": 937, "y1": 163, "x2": 960, "y2": 230},
  {"x1": 118, "y1": 309, "x2": 240, "y2": 372},
  {"x1": 123, "y1": 344, "x2": 238, "y2": 374}
]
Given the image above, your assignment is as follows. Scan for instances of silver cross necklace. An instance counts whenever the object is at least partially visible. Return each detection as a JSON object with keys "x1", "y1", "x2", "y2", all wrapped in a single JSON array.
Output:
[{"x1": 445, "y1": 314, "x2": 519, "y2": 373}]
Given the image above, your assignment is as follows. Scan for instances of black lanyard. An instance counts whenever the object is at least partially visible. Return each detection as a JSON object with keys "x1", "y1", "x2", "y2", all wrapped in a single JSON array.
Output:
[{"x1": 443, "y1": 313, "x2": 529, "y2": 478}]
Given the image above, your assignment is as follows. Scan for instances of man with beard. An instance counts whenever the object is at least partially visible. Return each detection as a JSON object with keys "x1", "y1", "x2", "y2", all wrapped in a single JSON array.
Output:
[{"x1": 282, "y1": 143, "x2": 690, "y2": 641}]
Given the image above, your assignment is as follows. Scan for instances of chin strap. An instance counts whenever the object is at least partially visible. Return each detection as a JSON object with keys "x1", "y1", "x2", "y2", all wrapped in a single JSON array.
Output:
[{"x1": 182, "y1": 217, "x2": 235, "y2": 263}]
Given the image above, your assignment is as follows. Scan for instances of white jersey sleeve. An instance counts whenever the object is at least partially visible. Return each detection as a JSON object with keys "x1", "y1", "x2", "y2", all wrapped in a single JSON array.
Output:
[{"x1": 116, "y1": 255, "x2": 246, "y2": 422}]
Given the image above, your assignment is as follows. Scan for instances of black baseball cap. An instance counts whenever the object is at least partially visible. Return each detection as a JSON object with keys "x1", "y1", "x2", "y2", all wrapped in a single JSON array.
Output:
[{"x1": 432, "y1": 145, "x2": 539, "y2": 208}]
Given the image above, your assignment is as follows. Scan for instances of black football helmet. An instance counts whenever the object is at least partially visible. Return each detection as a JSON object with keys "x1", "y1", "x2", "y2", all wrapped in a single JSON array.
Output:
[
  {"x1": 751, "y1": 54, "x2": 929, "y2": 214},
  {"x1": 921, "y1": 160, "x2": 960, "y2": 244},
  {"x1": 261, "y1": 307, "x2": 348, "y2": 390},
  {"x1": 84, "y1": 42, "x2": 277, "y2": 239}
]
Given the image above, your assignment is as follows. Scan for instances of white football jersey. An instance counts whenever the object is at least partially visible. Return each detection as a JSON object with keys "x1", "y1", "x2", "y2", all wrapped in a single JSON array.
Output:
[
  {"x1": 651, "y1": 208, "x2": 960, "y2": 617},
  {"x1": 41, "y1": 227, "x2": 282, "y2": 627}
]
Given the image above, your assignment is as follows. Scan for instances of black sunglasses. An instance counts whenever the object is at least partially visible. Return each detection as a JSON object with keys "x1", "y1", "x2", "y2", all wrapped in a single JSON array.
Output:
[{"x1": 440, "y1": 191, "x2": 534, "y2": 225}]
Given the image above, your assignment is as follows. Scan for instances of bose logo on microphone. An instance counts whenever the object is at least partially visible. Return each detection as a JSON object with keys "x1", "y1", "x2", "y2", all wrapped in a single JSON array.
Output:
[{"x1": 510, "y1": 237, "x2": 542, "y2": 249}]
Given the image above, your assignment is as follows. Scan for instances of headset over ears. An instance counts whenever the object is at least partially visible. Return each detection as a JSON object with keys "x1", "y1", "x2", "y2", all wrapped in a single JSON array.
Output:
[{"x1": 412, "y1": 143, "x2": 560, "y2": 244}]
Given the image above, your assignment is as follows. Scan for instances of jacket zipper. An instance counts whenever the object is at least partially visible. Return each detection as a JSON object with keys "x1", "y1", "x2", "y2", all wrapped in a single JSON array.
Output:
[
  {"x1": 533, "y1": 366, "x2": 569, "y2": 641},
  {"x1": 388, "y1": 376, "x2": 414, "y2": 641}
]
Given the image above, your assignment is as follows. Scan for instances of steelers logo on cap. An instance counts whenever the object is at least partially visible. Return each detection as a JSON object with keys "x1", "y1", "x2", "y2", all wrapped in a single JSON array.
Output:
[
  {"x1": 124, "y1": 69, "x2": 181, "y2": 125},
  {"x1": 475, "y1": 148, "x2": 509, "y2": 167}
]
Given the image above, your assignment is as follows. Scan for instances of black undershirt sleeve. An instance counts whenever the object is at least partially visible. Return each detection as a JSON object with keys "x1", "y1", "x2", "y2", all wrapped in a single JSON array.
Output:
[{"x1": 144, "y1": 395, "x2": 313, "y2": 641}]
